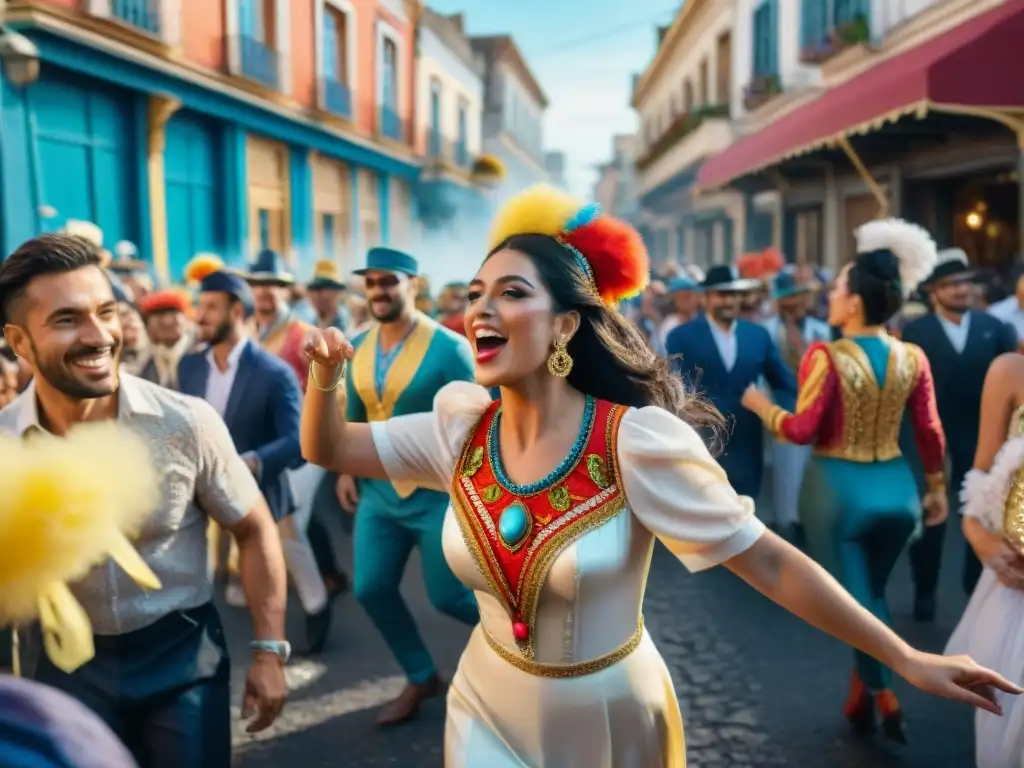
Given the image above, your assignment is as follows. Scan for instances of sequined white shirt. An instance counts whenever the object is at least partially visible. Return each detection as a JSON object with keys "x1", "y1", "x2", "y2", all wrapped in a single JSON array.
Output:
[{"x1": 0, "y1": 374, "x2": 260, "y2": 635}]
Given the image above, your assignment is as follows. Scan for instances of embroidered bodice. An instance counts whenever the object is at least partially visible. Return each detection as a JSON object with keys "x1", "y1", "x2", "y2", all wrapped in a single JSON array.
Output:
[
  {"x1": 368, "y1": 382, "x2": 767, "y2": 666},
  {"x1": 764, "y1": 337, "x2": 946, "y2": 492},
  {"x1": 451, "y1": 397, "x2": 627, "y2": 659}
]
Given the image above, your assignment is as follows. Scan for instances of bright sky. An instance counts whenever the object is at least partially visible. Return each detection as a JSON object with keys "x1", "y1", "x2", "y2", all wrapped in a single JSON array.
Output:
[{"x1": 425, "y1": 0, "x2": 679, "y2": 199}]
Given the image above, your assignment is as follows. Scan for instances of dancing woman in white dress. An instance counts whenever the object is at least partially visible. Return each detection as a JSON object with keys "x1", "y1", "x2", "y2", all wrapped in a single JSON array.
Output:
[
  {"x1": 948, "y1": 351, "x2": 1024, "y2": 768},
  {"x1": 300, "y1": 185, "x2": 1019, "y2": 767}
]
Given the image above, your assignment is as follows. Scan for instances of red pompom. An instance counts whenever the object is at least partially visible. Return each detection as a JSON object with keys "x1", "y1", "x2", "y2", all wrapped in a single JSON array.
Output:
[
  {"x1": 562, "y1": 217, "x2": 649, "y2": 303},
  {"x1": 138, "y1": 290, "x2": 191, "y2": 316}
]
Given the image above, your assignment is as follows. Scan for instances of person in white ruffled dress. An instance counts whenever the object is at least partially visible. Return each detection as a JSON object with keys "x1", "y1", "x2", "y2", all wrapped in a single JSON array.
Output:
[
  {"x1": 300, "y1": 186, "x2": 1020, "y2": 768},
  {"x1": 948, "y1": 351, "x2": 1024, "y2": 768}
]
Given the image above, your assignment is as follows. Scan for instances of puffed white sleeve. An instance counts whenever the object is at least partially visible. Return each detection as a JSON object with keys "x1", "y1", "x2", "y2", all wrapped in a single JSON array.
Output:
[
  {"x1": 619, "y1": 406, "x2": 767, "y2": 571},
  {"x1": 369, "y1": 381, "x2": 493, "y2": 493}
]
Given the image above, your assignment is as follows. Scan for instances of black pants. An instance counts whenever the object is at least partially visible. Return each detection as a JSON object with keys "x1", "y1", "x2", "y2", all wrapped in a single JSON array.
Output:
[
  {"x1": 34, "y1": 603, "x2": 231, "y2": 768},
  {"x1": 909, "y1": 460, "x2": 978, "y2": 597}
]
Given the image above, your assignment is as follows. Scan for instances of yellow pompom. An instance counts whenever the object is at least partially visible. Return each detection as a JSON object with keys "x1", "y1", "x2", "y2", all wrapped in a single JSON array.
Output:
[
  {"x1": 488, "y1": 184, "x2": 583, "y2": 252},
  {"x1": 0, "y1": 422, "x2": 161, "y2": 624}
]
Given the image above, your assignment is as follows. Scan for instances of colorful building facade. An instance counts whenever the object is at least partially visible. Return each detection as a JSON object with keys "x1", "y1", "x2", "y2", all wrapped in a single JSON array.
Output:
[
  {"x1": 1, "y1": 0, "x2": 420, "y2": 284},
  {"x1": 413, "y1": 8, "x2": 487, "y2": 233}
]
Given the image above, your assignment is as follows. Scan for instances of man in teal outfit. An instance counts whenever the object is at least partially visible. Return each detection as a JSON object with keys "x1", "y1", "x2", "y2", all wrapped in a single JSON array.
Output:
[{"x1": 340, "y1": 247, "x2": 478, "y2": 725}]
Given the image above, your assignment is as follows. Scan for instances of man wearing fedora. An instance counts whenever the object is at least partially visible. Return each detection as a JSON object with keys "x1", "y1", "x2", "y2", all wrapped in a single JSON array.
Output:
[
  {"x1": 243, "y1": 250, "x2": 347, "y2": 651},
  {"x1": 245, "y1": 249, "x2": 314, "y2": 389},
  {"x1": 667, "y1": 265, "x2": 796, "y2": 500},
  {"x1": 654, "y1": 274, "x2": 701, "y2": 355},
  {"x1": 762, "y1": 272, "x2": 832, "y2": 540},
  {"x1": 902, "y1": 248, "x2": 1017, "y2": 617},
  {"x1": 337, "y1": 246, "x2": 479, "y2": 725}
]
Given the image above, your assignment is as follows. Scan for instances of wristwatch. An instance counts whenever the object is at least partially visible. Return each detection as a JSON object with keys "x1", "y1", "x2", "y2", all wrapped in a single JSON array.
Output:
[{"x1": 250, "y1": 640, "x2": 291, "y2": 664}]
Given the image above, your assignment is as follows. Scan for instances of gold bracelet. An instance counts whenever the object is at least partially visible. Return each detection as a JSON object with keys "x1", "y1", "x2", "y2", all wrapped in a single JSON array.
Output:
[{"x1": 308, "y1": 360, "x2": 346, "y2": 392}]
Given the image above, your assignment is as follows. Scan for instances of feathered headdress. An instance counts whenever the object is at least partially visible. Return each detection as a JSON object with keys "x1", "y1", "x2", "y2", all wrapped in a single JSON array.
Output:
[
  {"x1": 854, "y1": 219, "x2": 938, "y2": 297},
  {"x1": 487, "y1": 185, "x2": 649, "y2": 304},
  {"x1": 0, "y1": 424, "x2": 162, "y2": 674},
  {"x1": 183, "y1": 253, "x2": 225, "y2": 286}
]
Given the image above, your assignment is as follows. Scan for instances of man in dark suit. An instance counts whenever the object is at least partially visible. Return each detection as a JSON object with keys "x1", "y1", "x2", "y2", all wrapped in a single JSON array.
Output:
[
  {"x1": 178, "y1": 271, "x2": 332, "y2": 649},
  {"x1": 903, "y1": 249, "x2": 1017, "y2": 619},
  {"x1": 667, "y1": 265, "x2": 797, "y2": 500}
]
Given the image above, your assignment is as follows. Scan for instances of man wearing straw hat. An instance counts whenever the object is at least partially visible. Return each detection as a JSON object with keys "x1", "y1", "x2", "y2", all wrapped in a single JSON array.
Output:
[{"x1": 305, "y1": 260, "x2": 350, "y2": 332}]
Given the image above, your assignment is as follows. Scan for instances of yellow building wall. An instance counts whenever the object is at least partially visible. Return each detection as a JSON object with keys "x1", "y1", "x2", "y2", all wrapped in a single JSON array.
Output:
[
  {"x1": 358, "y1": 168, "x2": 382, "y2": 251},
  {"x1": 246, "y1": 135, "x2": 291, "y2": 259},
  {"x1": 311, "y1": 153, "x2": 353, "y2": 273}
]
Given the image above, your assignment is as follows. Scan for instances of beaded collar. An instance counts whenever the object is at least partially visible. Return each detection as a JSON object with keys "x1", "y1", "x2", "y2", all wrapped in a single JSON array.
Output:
[{"x1": 451, "y1": 397, "x2": 626, "y2": 660}]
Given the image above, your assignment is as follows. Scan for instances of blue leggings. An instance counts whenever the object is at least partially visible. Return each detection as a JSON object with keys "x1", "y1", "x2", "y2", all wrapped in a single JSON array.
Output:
[{"x1": 800, "y1": 457, "x2": 919, "y2": 691}]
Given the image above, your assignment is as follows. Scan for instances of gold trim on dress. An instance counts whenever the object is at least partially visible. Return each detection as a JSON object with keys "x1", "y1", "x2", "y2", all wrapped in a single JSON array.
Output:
[{"x1": 482, "y1": 617, "x2": 645, "y2": 678}]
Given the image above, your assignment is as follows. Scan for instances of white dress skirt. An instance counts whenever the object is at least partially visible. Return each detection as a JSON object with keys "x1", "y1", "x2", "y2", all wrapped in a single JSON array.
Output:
[
  {"x1": 370, "y1": 381, "x2": 767, "y2": 768},
  {"x1": 946, "y1": 422, "x2": 1024, "y2": 768}
]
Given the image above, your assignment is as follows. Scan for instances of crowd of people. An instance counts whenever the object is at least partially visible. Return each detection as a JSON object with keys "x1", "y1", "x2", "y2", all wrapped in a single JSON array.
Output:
[{"x1": 0, "y1": 190, "x2": 1022, "y2": 768}]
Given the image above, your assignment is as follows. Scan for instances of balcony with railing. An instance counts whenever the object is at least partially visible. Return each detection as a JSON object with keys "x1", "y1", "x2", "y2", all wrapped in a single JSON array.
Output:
[
  {"x1": 322, "y1": 78, "x2": 352, "y2": 120},
  {"x1": 635, "y1": 104, "x2": 730, "y2": 171},
  {"x1": 742, "y1": 73, "x2": 783, "y2": 112},
  {"x1": 799, "y1": 0, "x2": 870, "y2": 65},
  {"x1": 237, "y1": 35, "x2": 279, "y2": 90},
  {"x1": 379, "y1": 104, "x2": 403, "y2": 142},
  {"x1": 112, "y1": 0, "x2": 161, "y2": 35},
  {"x1": 421, "y1": 127, "x2": 473, "y2": 171}
]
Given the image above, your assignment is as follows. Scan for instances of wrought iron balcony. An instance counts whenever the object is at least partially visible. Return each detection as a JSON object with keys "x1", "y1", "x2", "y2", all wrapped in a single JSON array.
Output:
[
  {"x1": 454, "y1": 140, "x2": 469, "y2": 168},
  {"x1": 112, "y1": 0, "x2": 161, "y2": 35},
  {"x1": 322, "y1": 78, "x2": 352, "y2": 119},
  {"x1": 420, "y1": 128, "x2": 473, "y2": 169},
  {"x1": 237, "y1": 35, "x2": 279, "y2": 90},
  {"x1": 379, "y1": 104, "x2": 403, "y2": 142}
]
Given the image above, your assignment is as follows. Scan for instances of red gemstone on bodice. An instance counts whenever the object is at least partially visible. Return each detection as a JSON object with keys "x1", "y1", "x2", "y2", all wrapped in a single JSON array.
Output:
[{"x1": 512, "y1": 621, "x2": 529, "y2": 642}]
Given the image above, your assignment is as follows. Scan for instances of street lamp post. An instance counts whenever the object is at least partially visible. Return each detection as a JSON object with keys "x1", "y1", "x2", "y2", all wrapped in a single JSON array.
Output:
[{"x1": 0, "y1": 27, "x2": 39, "y2": 87}]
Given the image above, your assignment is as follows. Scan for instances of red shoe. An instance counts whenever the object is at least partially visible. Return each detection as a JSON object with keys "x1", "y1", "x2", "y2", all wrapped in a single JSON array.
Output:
[
  {"x1": 875, "y1": 690, "x2": 907, "y2": 744},
  {"x1": 843, "y1": 671, "x2": 875, "y2": 735}
]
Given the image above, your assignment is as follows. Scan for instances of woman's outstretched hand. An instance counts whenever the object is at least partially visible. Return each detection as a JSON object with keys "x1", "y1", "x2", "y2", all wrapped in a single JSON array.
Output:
[
  {"x1": 897, "y1": 649, "x2": 1023, "y2": 715},
  {"x1": 303, "y1": 327, "x2": 355, "y2": 374}
]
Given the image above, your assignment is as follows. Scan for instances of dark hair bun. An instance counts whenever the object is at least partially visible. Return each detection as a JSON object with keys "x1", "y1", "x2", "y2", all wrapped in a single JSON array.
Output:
[{"x1": 855, "y1": 248, "x2": 900, "y2": 285}]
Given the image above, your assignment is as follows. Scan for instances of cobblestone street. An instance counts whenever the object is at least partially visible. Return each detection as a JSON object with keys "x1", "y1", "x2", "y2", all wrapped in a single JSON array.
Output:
[{"x1": 227, "y1": 495, "x2": 978, "y2": 768}]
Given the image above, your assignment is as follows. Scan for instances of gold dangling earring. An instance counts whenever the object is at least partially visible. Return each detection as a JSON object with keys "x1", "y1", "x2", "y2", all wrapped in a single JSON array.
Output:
[{"x1": 547, "y1": 340, "x2": 573, "y2": 378}]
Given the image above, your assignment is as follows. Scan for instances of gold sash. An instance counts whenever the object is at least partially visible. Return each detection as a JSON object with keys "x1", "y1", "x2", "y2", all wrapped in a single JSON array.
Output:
[{"x1": 352, "y1": 317, "x2": 437, "y2": 498}]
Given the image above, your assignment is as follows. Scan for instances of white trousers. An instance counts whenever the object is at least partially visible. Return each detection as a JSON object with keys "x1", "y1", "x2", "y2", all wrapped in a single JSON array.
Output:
[
  {"x1": 770, "y1": 440, "x2": 812, "y2": 527},
  {"x1": 209, "y1": 463, "x2": 329, "y2": 614},
  {"x1": 282, "y1": 463, "x2": 329, "y2": 614}
]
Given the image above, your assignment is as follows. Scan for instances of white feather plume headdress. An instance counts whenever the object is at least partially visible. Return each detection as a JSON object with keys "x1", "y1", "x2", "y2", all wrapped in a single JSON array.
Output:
[{"x1": 854, "y1": 218, "x2": 937, "y2": 297}]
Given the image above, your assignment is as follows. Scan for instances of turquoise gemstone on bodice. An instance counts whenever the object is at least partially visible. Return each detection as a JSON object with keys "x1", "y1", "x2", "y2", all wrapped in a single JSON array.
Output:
[{"x1": 498, "y1": 501, "x2": 530, "y2": 547}]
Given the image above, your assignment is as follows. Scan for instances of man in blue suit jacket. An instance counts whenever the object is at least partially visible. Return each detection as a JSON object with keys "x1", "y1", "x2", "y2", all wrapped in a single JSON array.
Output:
[
  {"x1": 667, "y1": 265, "x2": 796, "y2": 500},
  {"x1": 178, "y1": 271, "x2": 320, "y2": 637},
  {"x1": 901, "y1": 250, "x2": 1017, "y2": 618}
]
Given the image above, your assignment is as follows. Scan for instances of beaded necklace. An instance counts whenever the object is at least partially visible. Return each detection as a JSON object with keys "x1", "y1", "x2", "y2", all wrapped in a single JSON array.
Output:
[{"x1": 485, "y1": 395, "x2": 597, "y2": 497}]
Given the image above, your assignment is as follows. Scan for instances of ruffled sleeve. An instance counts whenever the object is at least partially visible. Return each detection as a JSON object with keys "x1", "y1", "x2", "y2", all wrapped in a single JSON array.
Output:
[
  {"x1": 618, "y1": 406, "x2": 766, "y2": 571},
  {"x1": 370, "y1": 381, "x2": 493, "y2": 493}
]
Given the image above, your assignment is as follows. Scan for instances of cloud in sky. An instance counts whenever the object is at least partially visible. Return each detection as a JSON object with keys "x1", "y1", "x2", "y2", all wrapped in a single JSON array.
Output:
[{"x1": 425, "y1": 1, "x2": 678, "y2": 198}]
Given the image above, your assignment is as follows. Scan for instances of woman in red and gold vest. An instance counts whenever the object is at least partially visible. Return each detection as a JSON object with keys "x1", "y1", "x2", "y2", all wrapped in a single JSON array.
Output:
[{"x1": 300, "y1": 186, "x2": 1018, "y2": 765}]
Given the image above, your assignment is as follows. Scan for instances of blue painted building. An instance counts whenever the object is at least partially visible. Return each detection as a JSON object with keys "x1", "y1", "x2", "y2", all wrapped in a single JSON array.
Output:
[{"x1": 0, "y1": 1, "x2": 420, "y2": 285}]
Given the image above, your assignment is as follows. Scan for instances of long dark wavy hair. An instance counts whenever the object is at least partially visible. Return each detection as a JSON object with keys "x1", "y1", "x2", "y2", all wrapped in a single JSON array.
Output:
[
  {"x1": 488, "y1": 234, "x2": 724, "y2": 444},
  {"x1": 847, "y1": 248, "x2": 905, "y2": 326}
]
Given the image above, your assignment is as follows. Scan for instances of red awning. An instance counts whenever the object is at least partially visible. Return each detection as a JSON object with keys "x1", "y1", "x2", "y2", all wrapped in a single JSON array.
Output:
[{"x1": 696, "y1": 0, "x2": 1024, "y2": 189}]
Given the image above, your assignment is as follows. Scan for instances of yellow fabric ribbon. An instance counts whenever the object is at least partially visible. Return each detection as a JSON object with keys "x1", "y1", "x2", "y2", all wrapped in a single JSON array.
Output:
[{"x1": 19, "y1": 532, "x2": 161, "y2": 675}]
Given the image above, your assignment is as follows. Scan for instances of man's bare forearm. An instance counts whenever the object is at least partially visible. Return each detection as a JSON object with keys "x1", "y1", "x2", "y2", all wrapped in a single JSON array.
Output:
[{"x1": 233, "y1": 509, "x2": 287, "y2": 641}]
